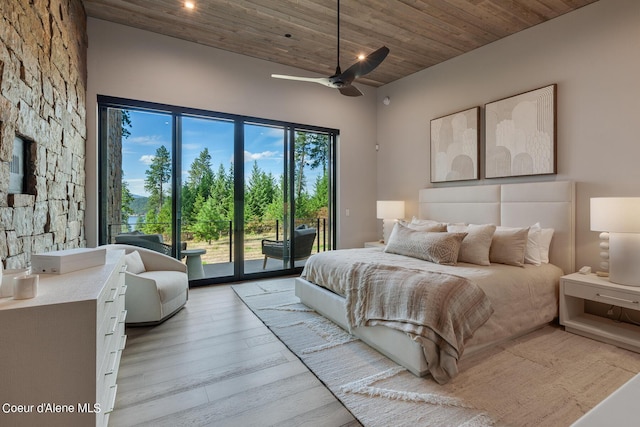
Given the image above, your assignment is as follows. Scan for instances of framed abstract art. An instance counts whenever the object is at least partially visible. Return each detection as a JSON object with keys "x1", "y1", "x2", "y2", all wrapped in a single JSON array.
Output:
[
  {"x1": 484, "y1": 84, "x2": 557, "y2": 178},
  {"x1": 430, "y1": 106, "x2": 480, "y2": 183}
]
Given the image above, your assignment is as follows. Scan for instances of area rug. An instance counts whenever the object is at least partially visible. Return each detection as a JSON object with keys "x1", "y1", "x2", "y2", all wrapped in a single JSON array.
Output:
[{"x1": 232, "y1": 278, "x2": 640, "y2": 427}]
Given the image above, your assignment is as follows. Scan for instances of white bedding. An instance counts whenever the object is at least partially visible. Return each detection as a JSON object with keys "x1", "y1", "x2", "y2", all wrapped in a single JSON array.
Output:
[{"x1": 301, "y1": 247, "x2": 562, "y2": 353}]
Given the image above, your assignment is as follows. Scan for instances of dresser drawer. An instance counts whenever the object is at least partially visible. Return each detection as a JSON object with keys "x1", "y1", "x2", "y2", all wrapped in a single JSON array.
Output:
[
  {"x1": 564, "y1": 280, "x2": 640, "y2": 311},
  {"x1": 96, "y1": 261, "x2": 126, "y2": 325},
  {"x1": 97, "y1": 316, "x2": 118, "y2": 381}
]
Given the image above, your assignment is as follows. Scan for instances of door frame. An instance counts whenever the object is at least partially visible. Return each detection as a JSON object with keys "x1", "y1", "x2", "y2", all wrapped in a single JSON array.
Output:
[{"x1": 97, "y1": 95, "x2": 338, "y2": 285}]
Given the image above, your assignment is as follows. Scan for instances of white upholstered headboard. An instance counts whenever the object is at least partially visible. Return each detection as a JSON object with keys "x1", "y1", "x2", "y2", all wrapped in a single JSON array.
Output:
[{"x1": 419, "y1": 181, "x2": 575, "y2": 274}]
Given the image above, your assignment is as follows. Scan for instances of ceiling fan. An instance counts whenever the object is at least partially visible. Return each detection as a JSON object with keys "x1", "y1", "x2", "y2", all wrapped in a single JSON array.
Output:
[{"x1": 271, "y1": 0, "x2": 389, "y2": 97}]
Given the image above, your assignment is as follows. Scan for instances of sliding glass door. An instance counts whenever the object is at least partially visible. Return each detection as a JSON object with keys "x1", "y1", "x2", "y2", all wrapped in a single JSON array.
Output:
[
  {"x1": 243, "y1": 123, "x2": 288, "y2": 274},
  {"x1": 100, "y1": 107, "x2": 177, "y2": 255},
  {"x1": 98, "y1": 96, "x2": 336, "y2": 285},
  {"x1": 180, "y1": 115, "x2": 235, "y2": 279}
]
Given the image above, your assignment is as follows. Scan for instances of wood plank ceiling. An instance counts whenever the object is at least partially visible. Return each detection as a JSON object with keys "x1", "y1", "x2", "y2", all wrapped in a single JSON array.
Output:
[{"x1": 81, "y1": 0, "x2": 598, "y2": 87}]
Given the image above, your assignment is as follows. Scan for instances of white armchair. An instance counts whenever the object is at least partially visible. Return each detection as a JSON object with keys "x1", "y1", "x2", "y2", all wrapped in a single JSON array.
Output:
[{"x1": 105, "y1": 244, "x2": 189, "y2": 326}]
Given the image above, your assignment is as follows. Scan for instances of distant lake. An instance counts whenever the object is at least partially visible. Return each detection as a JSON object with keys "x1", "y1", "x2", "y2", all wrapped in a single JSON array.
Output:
[{"x1": 127, "y1": 215, "x2": 139, "y2": 231}]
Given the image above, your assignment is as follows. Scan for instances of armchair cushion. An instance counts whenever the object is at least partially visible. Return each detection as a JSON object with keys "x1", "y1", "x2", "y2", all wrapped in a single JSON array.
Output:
[{"x1": 135, "y1": 270, "x2": 187, "y2": 302}]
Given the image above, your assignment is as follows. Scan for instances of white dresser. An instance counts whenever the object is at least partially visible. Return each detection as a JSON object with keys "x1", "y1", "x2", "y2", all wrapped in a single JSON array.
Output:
[
  {"x1": 0, "y1": 249, "x2": 127, "y2": 427},
  {"x1": 572, "y1": 373, "x2": 640, "y2": 426}
]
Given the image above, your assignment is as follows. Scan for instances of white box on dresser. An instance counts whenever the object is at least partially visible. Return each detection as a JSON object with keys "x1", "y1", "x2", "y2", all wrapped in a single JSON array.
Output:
[
  {"x1": 0, "y1": 249, "x2": 127, "y2": 427},
  {"x1": 31, "y1": 247, "x2": 107, "y2": 274}
]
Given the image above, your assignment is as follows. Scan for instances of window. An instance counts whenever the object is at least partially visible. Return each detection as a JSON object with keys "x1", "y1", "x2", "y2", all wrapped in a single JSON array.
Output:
[{"x1": 98, "y1": 96, "x2": 337, "y2": 284}]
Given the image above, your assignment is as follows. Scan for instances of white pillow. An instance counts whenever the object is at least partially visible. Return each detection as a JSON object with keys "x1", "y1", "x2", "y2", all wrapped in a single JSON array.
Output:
[
  {"x1": 125, "y1": 250, "x2": 146, "y2": 274},
  {"x1": 539, "y1": 228, "x2": 555, "y2": 263},
  {"x1": 447, "y1": 223, "x2": 496, "y2": 266},
  {"x1": 524, "y1": 223, "x2": 543, "y2": 266}
]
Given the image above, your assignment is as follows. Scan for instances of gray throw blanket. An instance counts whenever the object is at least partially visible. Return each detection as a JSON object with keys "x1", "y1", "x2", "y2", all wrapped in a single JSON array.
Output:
[{"x1": 345, "y1": 262, "x2": 494, "y2": 384}]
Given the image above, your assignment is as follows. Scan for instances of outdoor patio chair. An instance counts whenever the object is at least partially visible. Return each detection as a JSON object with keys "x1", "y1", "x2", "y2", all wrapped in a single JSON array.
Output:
[
  {"x1": 261, "y1": 225, "x2": 317, "y2": 269},
  {"x1": 114, "y1": 231, "x2": 186, "y2": 256}
]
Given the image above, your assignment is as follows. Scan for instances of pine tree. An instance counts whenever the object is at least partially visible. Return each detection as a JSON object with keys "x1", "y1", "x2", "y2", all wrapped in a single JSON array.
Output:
[
  {"x1": 182, "y1": 148, "x2": 214, "y2": 225},
  {"x1": 246, "y1": 161, "x2": 276, "y2": 221},
  {"x1": 144, "y1": 145, "x2": 171, "y2": 213}
]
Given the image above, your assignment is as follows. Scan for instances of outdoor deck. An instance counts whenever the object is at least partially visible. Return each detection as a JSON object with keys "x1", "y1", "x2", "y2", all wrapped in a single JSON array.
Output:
[{"x1": 199, "y1": 258, "x2": 308, "y2": 279}]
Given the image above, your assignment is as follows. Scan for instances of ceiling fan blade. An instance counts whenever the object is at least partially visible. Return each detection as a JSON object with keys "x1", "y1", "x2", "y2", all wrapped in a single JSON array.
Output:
[
  {"x1": 338, "y1": 85, "x2": 363, "y2": 97},
  {"x1": 271, "y1": 2, "x2": 388, "y2": 98},
  {"x1": 339, "y1": 46, "x2": 390, "y2": 83},
  {"x1": 271, "y1": 74, "x2": 332, "y2": 87}
]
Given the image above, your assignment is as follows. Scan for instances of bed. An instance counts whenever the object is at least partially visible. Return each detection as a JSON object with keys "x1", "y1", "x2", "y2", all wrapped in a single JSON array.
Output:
[{"x1": 295, "y1": 180, "x2": 575, "y2": 383}]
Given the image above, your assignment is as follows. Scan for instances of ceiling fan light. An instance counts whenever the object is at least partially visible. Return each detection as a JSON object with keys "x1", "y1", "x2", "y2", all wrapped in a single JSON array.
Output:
[{"x1": 269, "y1": 0, "x2": 388, "y2": 97}]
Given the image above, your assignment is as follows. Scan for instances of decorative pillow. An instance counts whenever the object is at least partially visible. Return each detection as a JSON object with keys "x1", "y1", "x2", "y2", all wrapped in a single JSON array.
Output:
[
  {"x1": 125, "y1": 250, "x2": 146, "y2": 274},
  {"x1": 524, "y1": 223, "x2": 543, "y2": 266},
  {"x1": 384, "y1": 223, "x2": 467, "y2": 265},
  {"x1": 490, "y1": 226, "x2": 529, "y2": 267},
  {"x1": 447, "y1": 223, "x2": 496, "y2": 266},
  {"x1": 539, "y1": 228, "x2": 555, "y2": 263}
]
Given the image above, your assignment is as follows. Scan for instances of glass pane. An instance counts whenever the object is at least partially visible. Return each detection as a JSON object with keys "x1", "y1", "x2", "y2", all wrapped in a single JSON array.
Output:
[
  {"x1": 293, "y1": 130, "x2": 329, "y2": 264},
  {"x1": 105, "y1": 108, "x2": 175, "y2": 256},
  {"x1": 244, "y1": 123, "x2": 287, "y2": 273},
  {"x1": 181, "y1": 116, "x2": 235, "y2": 279}
]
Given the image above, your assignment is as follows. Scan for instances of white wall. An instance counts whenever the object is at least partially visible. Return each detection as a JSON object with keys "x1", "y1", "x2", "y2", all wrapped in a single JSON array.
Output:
[
  {"x1": 85, "y1": 18, "x2": 380, "y2": 249},
  {"x1": 376, "y1": 0, "x2": 640, "y2": 271}
]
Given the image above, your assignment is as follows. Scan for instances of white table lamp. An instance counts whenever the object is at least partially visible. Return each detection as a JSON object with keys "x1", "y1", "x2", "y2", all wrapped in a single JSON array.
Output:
[
  {"x1": 591, "y1": 197, "x2": 640, "y2": 286},
  {"x1": 376, "y1": 200, "x2": 405, "y2": 243}
]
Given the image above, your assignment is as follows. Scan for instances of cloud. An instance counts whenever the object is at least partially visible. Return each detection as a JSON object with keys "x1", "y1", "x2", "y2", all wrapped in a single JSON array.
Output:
[
  {"x1": 182, "y1": 143, "x2": 201, "y2": 151},
  {"x1": 125, "y1": 135, "x2": 168, "y2": 146},
  {"x1": 124, "y1": 178, "x2": 147, "y2": 197},
  {"x1": 264, "y1": 127, "x2": 285, "y2": 138},
  {"x1": 244, "y1": 150, "x2": 280, "y2": 162},
  {"x1": 139, "y1": 154, "x2": 155, "y2": 165}
]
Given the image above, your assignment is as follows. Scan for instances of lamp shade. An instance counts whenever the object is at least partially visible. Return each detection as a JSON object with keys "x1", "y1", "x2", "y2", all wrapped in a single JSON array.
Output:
[
  {"x1": 376, "y1": 200, "x2": 405, "y2": 219},
  {"x1": 591, "y1": 197, "x2": 640, "y2": 233}
]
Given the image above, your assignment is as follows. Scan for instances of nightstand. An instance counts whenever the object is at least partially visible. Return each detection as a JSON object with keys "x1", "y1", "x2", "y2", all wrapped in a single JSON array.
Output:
[
  {"x1": 364, "y1": 241, "x2": 386, "y2": 248},
  {"x1": 560, "y1": 272, "x2": 640, "y2": 353}
]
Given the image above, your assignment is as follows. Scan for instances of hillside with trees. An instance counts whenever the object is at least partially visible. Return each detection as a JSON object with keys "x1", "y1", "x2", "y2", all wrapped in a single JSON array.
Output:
[{"x1": 123, "y1": 132, "x2": 329, "y2": 246}]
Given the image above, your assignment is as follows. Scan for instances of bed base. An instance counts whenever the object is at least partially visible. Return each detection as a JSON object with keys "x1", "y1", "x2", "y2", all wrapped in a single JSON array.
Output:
[
  {"x1": 295, "y1": 276, "x2": 429, "y2": 376},
  {"x1": 295, "y1": 276, "x2": 551, "y2": 377}
]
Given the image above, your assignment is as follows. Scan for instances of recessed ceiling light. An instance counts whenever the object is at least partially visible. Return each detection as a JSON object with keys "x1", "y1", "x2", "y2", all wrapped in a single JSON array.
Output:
[
  {"x1": 357, "y1": 54, "x2": 366, "y2": 60},
  {"x1": 184, "y1": 1, "x2": 195, "y2": 10}
]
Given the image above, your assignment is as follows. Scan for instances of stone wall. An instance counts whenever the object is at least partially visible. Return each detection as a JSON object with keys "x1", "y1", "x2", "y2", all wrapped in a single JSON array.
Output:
[
  {"x1": 106, "y1": 108, "x2": 123, "y2": 237},
  {"x1": 0, "y1": 0, "x2": 87, "y2": 268}
]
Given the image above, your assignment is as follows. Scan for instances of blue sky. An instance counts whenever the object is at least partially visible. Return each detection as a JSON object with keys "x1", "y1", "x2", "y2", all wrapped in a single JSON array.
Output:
[{"x1": 122, "y1": 110, "x2": 287, "y2": 197}]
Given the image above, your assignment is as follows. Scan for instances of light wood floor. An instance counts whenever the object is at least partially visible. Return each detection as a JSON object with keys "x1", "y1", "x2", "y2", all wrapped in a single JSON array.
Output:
[{"x1": 110, "y1": 278, "x2": 360, "y2": 427}]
